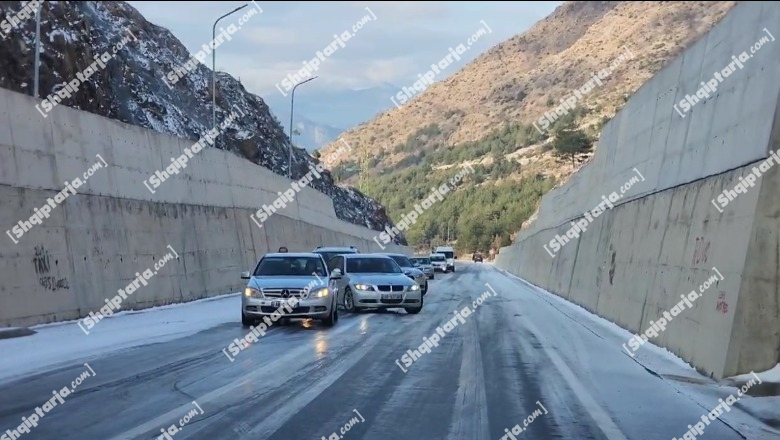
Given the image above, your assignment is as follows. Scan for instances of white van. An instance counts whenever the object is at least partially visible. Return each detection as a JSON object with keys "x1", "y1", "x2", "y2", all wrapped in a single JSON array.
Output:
[{"x1": 433, "y1": 246, "x2": 456, "y2": 272}]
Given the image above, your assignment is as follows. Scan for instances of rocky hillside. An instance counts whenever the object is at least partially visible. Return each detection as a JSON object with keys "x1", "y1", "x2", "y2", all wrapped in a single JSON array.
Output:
[
  {"x1": 320, "y1": 1, "x2": 736, "y2": 250},
  {"x1": 323, "y1": 1, "x2": 735, "y2": 166},
  {"x1": 0, "y1": 1, "x2": 405, "y2": 244}
]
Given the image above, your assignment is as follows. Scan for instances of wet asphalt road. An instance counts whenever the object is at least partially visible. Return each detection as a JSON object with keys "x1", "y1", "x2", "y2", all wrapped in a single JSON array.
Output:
[{"x1": 0, "y1": 263, "x2": 755, "y2": 440}]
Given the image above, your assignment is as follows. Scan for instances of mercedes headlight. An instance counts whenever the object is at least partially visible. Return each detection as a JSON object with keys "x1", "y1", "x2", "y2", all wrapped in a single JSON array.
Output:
[
  {"x1": 312, "y1": 287, "x2": 329, "y2": 298},
  {"x1": 410, "y1": 284, "x2": 420, "y2": 291},
  {"x1": 354, "y1": 284, "x2": 375, "y2": 291},
  {"x1": 244, "y1": 287, "x2": 263, "y2": 298}
]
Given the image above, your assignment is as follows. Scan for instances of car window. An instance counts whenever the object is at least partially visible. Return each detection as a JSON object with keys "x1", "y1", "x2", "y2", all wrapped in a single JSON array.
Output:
[
  {"x1": 431, "y1": 255, "x2": 445, "y2": 261},
  {"x1": 253, "y1": 256, "x2": 326, "y2": 276},
  {"x1": 388, "y1": 255, "x2": 413, "y2": 267},
  {"x1": 439, "y1": 251, "x2": 454, "y2": 259},
  {"x1": 328, "y1": 256, "x2": 343, "y2": 273},
  {"x1": 346, "y1": 257, "x2": 402, "y2": 274}
]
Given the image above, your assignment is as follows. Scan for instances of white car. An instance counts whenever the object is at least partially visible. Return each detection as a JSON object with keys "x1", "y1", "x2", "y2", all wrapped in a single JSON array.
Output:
[
  {"x1": 433, "y1": 246, "x2": 456, "y2": 272},
  {"x1": 429, "y1": 253, "x2": 448, "y2": 273}
]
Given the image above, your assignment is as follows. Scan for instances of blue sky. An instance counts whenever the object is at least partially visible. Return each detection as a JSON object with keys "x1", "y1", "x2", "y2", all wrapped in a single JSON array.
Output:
[{"x1": 128, "y1": 1, "x2": 562, "y2": 98}]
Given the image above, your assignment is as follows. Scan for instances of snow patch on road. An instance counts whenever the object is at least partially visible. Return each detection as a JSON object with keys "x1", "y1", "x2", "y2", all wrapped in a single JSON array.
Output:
[{"x1": 0, "y1": 293, "x2": 240, "y2": 385}]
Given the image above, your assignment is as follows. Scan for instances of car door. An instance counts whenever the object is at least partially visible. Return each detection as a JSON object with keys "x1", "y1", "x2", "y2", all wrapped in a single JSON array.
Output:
[{"x1": 328, "y1": 256, "x2": 346, "y2": 305}]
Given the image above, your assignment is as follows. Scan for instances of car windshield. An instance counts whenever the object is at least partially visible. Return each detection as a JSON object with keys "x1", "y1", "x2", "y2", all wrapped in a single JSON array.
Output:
[
  {"x1": 411, "y1": 258, "x2": 431, "y2": 265},
  {"x1": 346, "y1": 257, "x2": 402, "y2": 274},
  {"x1": 388, "y1": 255, "x2": 414, "y2": 267},
  {"x1": 438, "y1": 251, "x2": 454, "y2": 259},
  {"x1": 314, "y1": 251, "x2": 354, "y2": 263},
  {"x1": 430, "y1": 255, "x2": 445, "y2": 262},
  {"x1": 253, "y1": 256, "x2": 326, "y2": 276}
]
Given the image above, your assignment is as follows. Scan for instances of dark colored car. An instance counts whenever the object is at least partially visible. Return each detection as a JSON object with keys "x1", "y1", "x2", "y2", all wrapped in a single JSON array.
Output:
[{"x1": 472, "y1": 253, "x2": 483, "y2": 263}]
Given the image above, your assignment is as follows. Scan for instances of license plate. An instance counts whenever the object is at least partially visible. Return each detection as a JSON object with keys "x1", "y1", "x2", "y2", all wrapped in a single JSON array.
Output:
[{"x1": 381, "y1": 293, "x2": 402, "y2": 301}]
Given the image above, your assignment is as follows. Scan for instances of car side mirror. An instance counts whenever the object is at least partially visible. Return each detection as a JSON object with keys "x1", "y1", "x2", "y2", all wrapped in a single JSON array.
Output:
[
  {"x1": 240, "y1": 271, "x2": 251, "y2": 279},
  {"x1": 331, "y1": 268, "x2": 342, "y2": 279}
]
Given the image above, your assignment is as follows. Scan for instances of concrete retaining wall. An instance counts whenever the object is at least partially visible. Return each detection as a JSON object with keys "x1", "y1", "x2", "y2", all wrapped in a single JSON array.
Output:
[
  {"x1": 496, "y1": 1, "x2": 780, "y2": 379},
  {"x1": 0, "y1": 88, "x2": 406, "y2": 327}
]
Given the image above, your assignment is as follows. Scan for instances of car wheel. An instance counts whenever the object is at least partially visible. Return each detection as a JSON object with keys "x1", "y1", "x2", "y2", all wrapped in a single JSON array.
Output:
[
  {"x1": 322, "y1": 301, "x2": 338, "y2": 327},
  {"x1": 343, "y1": 287, "x2": 357, "y2": 313},
  {"x1": 241, "y1": 312, "x2": 253, "y2": 327},
  {"x1": 422, "y1": 281, "x2": 428, "y2": 295},
  {"x1": 405, "y1": 295, "x2": 423, "y2": 314},
  {"x1": 428, "y1": 274, "x2": 434, "y2": 280}
]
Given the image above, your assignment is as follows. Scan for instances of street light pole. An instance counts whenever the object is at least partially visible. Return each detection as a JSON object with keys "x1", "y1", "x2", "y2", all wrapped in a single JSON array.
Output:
[
  {"x1": 33, "y1": 1, "x2": 42, "y2": 98},
  {"x1": 288, "y1": 76, "x2": 317, "y2": 178},
  {"x1": 212, "y1": 4, "x2": 247, "y2": 137}
]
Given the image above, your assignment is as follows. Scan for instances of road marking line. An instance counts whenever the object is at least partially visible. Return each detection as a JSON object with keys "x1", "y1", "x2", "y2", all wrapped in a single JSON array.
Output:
[
  {"x1": 523, "y1": 319, "x2": 629, "y2": 440},
  {"x1": 106, "y1": 315, "x2": 373, "y2": 440},
  {"x1": 447, "y1": 312, "x2": 490, "y2": 440}
]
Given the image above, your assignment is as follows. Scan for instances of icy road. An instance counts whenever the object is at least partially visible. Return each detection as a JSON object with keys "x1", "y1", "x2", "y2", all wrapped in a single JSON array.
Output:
[{"x1": 0, "y1": 263, "x2": 777, "y2": 440}]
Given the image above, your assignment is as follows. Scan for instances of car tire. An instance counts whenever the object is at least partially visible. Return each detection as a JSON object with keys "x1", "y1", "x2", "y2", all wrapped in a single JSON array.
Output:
[
  {"x1": 428, "y1": 274, "x2": 434, "y2": 280},
  {"x1": 241, "y1": 312, "x2": 253, "y2": 327},
  {"x1": 405, "y1": 295, "x2": 423, "y2": 314},
  {"x1": 343, "y1": 287, "x2": 357, "y2": 313},
  {"x1": 422, "y1": 281, "x2": 428, "y2": 295},
  {"x1": 322, "y1": 301, "x2": 338, "y2": 327}
]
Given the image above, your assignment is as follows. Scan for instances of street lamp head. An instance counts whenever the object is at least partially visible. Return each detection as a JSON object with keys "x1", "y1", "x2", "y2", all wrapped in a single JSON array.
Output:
[{"x1": 231, "y1": 4, "x2": 249, "y2": 14}]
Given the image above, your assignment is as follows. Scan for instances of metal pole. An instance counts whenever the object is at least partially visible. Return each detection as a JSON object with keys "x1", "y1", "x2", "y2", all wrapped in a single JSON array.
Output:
[
  {"x1": 212, "y1": 4, "x2": 248, "y2": 135},
  {"x1": 33, "y1": 1, "x2": 42, "y2": 98},
  {"x1": 287, "y1": 76, "x2": 317, "y2": 178},
  {"x1": 289, "y1": 86, "x2": 295, "y2": 178}
]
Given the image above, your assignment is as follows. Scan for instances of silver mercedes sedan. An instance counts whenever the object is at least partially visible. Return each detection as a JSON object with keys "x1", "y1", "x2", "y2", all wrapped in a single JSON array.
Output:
[{"x1": 240, "y1": 253, "x2": 337, "y2": 327}]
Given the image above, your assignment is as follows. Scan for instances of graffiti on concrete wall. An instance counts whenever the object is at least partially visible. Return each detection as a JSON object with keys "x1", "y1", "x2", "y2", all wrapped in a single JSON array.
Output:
[
  {"x1": 692, "y1": 237, "x2": 710, "y2": 265},
  {"x1": 33, "y1": 245, "x2": 69, "y2": 291},
  {"x1": 716, "y1": 291, "x2": 729, "y2": 314}
]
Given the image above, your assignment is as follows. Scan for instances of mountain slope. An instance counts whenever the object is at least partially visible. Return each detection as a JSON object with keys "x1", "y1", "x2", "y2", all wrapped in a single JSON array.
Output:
[
  {"x1": 0, "y1": 0, "x2": 404, "y2": 242},
  {"x1": 320, "y1": 1, "x2": 736, "y2": 252}
]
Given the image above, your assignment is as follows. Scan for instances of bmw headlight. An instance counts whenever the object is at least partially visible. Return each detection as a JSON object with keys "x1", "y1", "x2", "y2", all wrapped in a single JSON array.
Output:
[
  {"x1": 410, "y1": 284, "x2": 420, "y2": 291},
  {"x1": 312, "y1": 287, "x2": 329, "y2": 298},
  {"x1": 354, "y1": 284, "x2": 375, "y2": 291},
  {"x1": 244, "y1": 287, "x2": 263, "y2": 298}
]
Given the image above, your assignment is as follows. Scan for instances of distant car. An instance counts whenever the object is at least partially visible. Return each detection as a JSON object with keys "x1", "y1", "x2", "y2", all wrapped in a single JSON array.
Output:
[
  {"x1": 384, "y1": 253, "x2": 428, "y2": 294},
  {"x1": 430, "y1": 253, "x2": 448, "y2": 273},
  {"x1": 410, "y1": 256, "x2": 434, "y2": 279},
  {"x1": 328, "y1": 254, "x2": 423, "y2": 314},
  {"x1": 472, "y1": 253, "x2": 483, "y2": 263},
  {"x1": 312, "y1": 246, "x2": 359, "y2": 264},
  {"x1": 434, "y1": 246, "x2": 456, "y2": 272},
  {"x1": 240, "y1": 253, "x2": 337, "y2": 327}
]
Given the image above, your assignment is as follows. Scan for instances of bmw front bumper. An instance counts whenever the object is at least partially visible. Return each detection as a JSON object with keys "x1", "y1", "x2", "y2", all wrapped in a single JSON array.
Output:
[{"x1": 352, "y1": 288, "x2": 422, "y2": 309}]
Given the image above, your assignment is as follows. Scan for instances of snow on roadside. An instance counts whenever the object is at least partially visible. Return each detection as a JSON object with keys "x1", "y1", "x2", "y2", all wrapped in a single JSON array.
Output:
[
  {"x1": 732, "y1": 364, "x2": 780, "y2": 384},
  {"x1": 0, "y1": 293, "x2": 240, "y2": 385},
  {"x1": 490, "y1": 265, "x2": 780, "y2": 439}
]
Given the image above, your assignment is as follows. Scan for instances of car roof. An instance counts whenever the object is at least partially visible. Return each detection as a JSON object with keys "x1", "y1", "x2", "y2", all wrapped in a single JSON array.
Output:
[
  {"x1": 343, "y1": 253, "x2": 393, "y2": 259},
  {"x1": 382, "y1": 253, "x2": 410, "y2": 257},
  {"x1": 430, "y1": 253, "x2": 446, "y2": 256},
  {"x1": 313, "y1": 246, "x2": 359, "y2": 252},
  {"x1": 264, "y1": 252, "x2": 324, "y2": 258}
]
